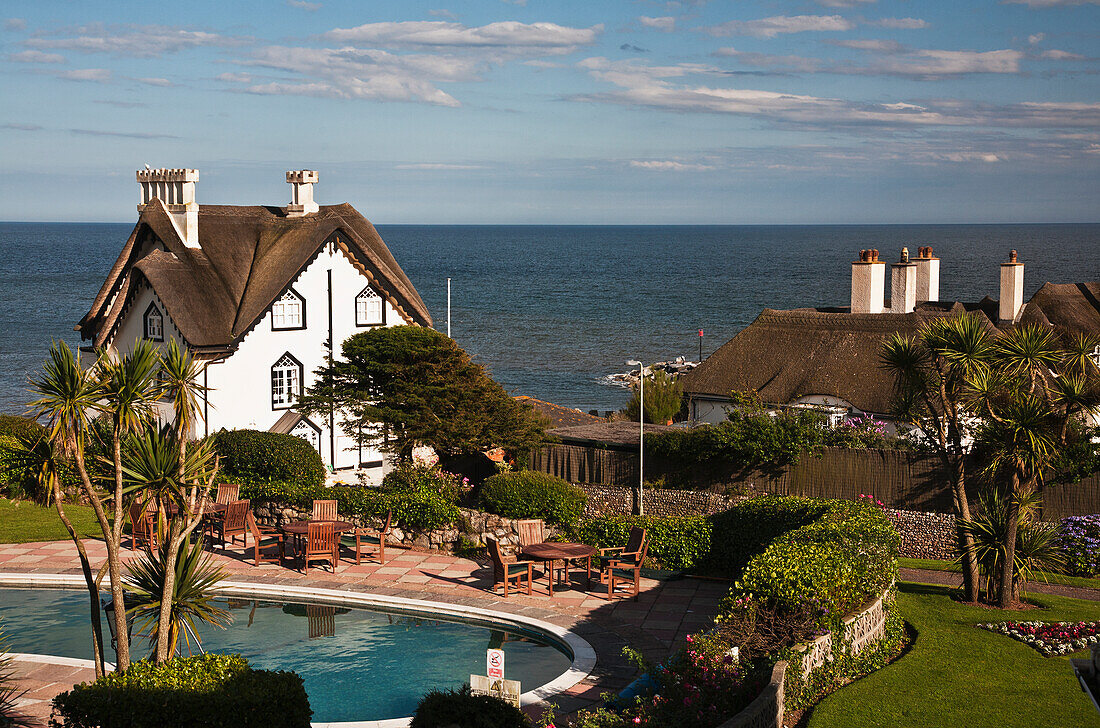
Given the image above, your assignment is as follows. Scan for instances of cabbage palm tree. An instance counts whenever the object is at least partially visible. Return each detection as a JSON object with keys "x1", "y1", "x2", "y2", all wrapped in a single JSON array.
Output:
[
  {"x1": 881, "y1": 313, "x2": 994, "y2": 603},
  {"x1": 122, "y1": 425, "x2": 218, "y2": 662},
  {"x1": 124, "y1": 536, "x2": 230, "y2": 659},
  {"x1": 96, "y1": 339, "x2": 161, "y2": 667},
  {"x1": 25, "y1": 341, "x2": 109, "y2": 676}
]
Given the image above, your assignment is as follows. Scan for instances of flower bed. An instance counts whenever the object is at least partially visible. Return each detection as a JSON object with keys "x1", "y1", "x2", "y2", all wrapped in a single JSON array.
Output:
[{"x1": 977, "y1": 620, "x2": 1100, "y2": 656}]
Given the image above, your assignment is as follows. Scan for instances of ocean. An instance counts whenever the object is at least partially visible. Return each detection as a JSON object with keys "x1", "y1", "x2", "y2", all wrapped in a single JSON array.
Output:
[{"x1": 1, "y1": 222, "x2": 1098, "y2": 416}]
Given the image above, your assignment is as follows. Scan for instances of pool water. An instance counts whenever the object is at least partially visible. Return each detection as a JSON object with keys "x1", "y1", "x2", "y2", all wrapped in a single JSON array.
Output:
[{"x1": 0, "y1": 588, "x2": 572, "y2": 722}]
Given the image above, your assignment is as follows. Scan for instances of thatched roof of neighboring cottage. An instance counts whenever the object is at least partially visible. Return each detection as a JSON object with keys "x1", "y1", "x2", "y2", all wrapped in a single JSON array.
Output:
[
  {"x1": 683, "y1": 281, "x2": 1100, "y2": 416},
  {"x1": 77, "y1": 199, "x2": 431, "y2": 352},
  {"x1": 514, "y1": 396, "x2": 602, "y2": 428}
]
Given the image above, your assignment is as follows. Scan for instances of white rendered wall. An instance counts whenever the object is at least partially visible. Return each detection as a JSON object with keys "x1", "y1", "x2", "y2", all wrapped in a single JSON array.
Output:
[{"x1": 200, "y1": 241, "x2": 399, "y2": 472}]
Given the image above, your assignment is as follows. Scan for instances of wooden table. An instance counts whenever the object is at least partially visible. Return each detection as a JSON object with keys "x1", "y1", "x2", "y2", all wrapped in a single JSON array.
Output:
[
  {"x1": 520, "y1": 542, "x2": 595, "y2": 596},
  {"x1": 161, "y1": 501, "x2": 227, "y2": 517},
  {"x1": 281, "y1": 520, "x2": 355, "y2": 560}
]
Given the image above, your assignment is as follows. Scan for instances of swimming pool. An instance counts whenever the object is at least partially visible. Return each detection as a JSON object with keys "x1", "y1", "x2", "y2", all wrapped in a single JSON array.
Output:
[{"x1": 0, "y1": 585, "x2": 576, "y2": 724}]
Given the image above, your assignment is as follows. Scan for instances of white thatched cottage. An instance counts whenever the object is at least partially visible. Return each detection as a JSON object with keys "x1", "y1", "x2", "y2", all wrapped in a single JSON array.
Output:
[{"x1": 76, "y1": 168, "x2": 432, "y2": 476}]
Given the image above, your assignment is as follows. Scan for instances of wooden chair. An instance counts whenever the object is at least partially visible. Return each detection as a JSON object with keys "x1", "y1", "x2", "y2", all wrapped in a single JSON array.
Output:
[
  {"x1": 246, "y1": 512, "x2": 285, "y2": 566},
  {"x1": 348, "y1": 510, "x2": 391, "y2": 565},
  {"x1": 312, "y1": 499, "x2": 338, "y2": 521},
  {"x1": 515, "y1": 519, "x2": 546, "y2": 549},
  {"x1": 599, "y1": 526, "x2": 646, "y2": 581},
  {"x1": 213, "y1": 500, "x2": 251, "y2": 549},
  {"x1": 487, "y1": 537, "x2": 533, "y2": 597},
  {"x1": 128, "y1": 500, "x2": 157, "y2": 549},
  {"x1": 303, "y1": 522, "x2": 337, "y2": 574},
  {"x1": 606, "y1": 530, "x2": 649, "y2": 601},
  {"x1": 215, "y1": 483, "x2": 240, "y2": 505},
  {"x1": 306, "y1": 605, "x2": 336, "y2": 638}
]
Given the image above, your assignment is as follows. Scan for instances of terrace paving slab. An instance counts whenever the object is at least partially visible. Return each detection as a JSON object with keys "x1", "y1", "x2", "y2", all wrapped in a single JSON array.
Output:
[{"x1": 0, "y1": 538, "x2": 727, "y2": 725}]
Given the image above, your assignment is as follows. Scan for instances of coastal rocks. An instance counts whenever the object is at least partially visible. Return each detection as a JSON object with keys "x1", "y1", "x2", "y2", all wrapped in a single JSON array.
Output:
[{"x1": 605, "y1": 357, "x2": 699, "y2": 388}]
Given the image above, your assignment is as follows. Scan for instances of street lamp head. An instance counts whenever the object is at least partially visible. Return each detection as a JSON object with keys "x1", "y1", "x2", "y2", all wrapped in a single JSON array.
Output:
[{"x1": 625, "y1": 359, "x2": 641, "y2": 367}]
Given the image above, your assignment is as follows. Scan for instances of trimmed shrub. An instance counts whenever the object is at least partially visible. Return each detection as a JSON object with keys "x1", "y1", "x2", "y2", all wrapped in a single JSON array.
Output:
[
  {"x1": 478, "y1": 471, "x2": 587, "y2": 526},
  {"x1": 571, "y1": 515, "x2": 712, "y2": 571},
  {"x1": 0, "y1": 415, "x2": 45, "y2": 443},
  {"x1": 213, "y1": 430, "x2": 326, "y2": 489},
  {"x1": 50, "y1": 653, "x2": 311, "y2": 728},
  {"x1": 410, "y1": 684, "x2": 530, "y2": 728}
]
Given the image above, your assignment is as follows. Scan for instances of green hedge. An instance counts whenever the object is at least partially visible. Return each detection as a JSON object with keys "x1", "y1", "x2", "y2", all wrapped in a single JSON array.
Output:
[
  {"x1": 477, "y1": 471, "x2": 587, "y2": 526},
  {"x1": 0, "y1": 415, "x2": 45, "y2": 442},
  {"x1": 240, "y1": 465, "x2": 461, "y2": 531},
  {"x1": 731, "y1": 496, "x2": 899, "y2": 616},
  {"x1": 570, "y1": 515, "x2": 711, "y2": 571},
  {"x1": 213, "y1": 430, "x2": 327, "y2": 489},
  {"x1": 51, "y1": 653, "x2": 311, "y2": 728}
]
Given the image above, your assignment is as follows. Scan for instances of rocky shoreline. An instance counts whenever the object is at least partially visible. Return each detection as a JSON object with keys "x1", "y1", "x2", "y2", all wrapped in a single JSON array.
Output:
[{"x1": 604, "y1": 356, "x2": 699, "y2": 387}]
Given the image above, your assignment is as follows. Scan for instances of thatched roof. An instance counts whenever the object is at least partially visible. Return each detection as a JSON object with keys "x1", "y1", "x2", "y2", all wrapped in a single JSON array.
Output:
[
  {"x1": 514, "y1": 396, "x2": 602, "y2": 428},
  {"x1": 550, "y1": 421, "x2": 677, "y2": 448},
  {"x1": 683, "y1": 281, "x2": 1100, "y2": 415},
  {"x1": 77, "y1": 199, "x2": 431, "y2": 352}
]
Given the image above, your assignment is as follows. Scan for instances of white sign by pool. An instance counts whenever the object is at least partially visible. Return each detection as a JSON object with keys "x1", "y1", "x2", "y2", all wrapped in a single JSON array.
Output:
[{"x1": 487, "y1": 648, "x2": 505, "y2": 679}]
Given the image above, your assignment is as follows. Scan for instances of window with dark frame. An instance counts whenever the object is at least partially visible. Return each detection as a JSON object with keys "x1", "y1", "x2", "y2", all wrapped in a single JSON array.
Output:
[
  {"x1": 355, "y1": 286, "x2": 385, "y2": 327},
  {"x1": 271, "y1": 352, "x2": 303, "y2": 410},
  {"x1": 144, "y1": 302, "x2": 164, "y2": 341},
  {"x1": 271, "y1": 288, "x2": 305, "y2": 330}
]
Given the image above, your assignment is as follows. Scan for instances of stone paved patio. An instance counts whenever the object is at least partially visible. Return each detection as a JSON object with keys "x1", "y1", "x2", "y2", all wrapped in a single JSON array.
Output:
[{"x1": 0, "y1": 538, "x2": 728, "y2": 726}]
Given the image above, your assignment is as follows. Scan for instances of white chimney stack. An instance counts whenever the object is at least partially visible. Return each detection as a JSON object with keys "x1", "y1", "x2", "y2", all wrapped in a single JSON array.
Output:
[
  {"x1": 915, "y1": 246, "x2": 940, "y2": 304},
  {"x1": 851, "y1": 249, "x2": 885, "y2": 314},
  {"x1": 999, "y1": 249, "x2": 1024, "y2": 323},
  {"x1": 137, "y1": 168, "x2": 199, "y2": 248},
  {"x1": 891, "y1": 247, "x2": 917, "y2": 314},
  {"x1": 286, "y1": 170, "x2": 319, "y2": 217}
]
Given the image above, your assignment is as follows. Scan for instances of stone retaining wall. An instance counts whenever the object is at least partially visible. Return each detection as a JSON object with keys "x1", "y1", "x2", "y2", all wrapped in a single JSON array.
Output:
[
  {"x1": 885, "y1": 508, "x2": 957, "y2": 559},
  {"x1": 252, "y1": 502, "x2": 557, "y2": 553},
  {"x1": 718, "y1": 587, "x2": 893, "y2": 728},
  {"x1": 575, "y1": 482, "x2": 742, "y2": 518}
]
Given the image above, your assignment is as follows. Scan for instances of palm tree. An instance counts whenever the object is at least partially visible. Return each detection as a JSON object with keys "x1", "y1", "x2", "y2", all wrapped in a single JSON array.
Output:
[
  {"x1": 623, "y1": 369, "x2": 684, "y2": 425},
  {"x1": 121, "y1": 425, "x2": 218, "y2": 663},
  {"x1": 95, "y1": 339, "x2": 161, "y2": 667},
  {"x1": 881, "y1": 313, "x2": 993, "y2": 603},
  {"x1": 124, "y1": 537, "x2": 230, "y2": 658},
  {"x1": 975, "y1": 324, "x2": 1100, "y2": 608},
  {"x1": 25, "y1": 341, "x2": 109, "y2": 676}
]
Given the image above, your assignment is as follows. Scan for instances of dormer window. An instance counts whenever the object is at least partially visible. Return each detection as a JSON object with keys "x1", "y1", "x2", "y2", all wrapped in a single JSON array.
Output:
[
  {"x1": 144, "y1": 302, "x2": 164, "y2": 341},
  {"x1": 271, "y1": 353, "x2": 303, "y2": 410},
  {"x1": 356, "y1": 286, "x2": 385, "y2": 327},
  {"x1": 272, "y1": 288, "x2": 305, "y2": 330}
]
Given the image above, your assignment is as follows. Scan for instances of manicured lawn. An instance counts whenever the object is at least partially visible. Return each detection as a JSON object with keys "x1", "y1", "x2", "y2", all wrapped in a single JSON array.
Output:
[
  {"x1": 0, "y1": 497, "x2": 101, "y2": 543},
  {"x1": 806, "y1": 583, "x2": 1100, "y2": 728},
  {"x1": 899, "y1": 556, "x2": 1100, "y2": 592}
]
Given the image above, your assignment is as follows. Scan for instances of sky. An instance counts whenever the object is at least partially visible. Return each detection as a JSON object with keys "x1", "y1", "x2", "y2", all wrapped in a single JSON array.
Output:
[{"x1": 1, "y1": 1, "x2": 1098, "y2": 224}]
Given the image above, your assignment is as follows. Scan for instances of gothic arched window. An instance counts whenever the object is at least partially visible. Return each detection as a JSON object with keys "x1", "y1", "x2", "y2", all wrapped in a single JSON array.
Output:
[
  {"x1": 271, "y1": 288, "x2": 305, "y2": 330},
  {"x1": 144, "y1": 302, "x2": 164, "y2": 341},
  {"x1": 271, "y1": 352, "x2": 303, "y2": 410},
  {"x1": 355, "y1": 286, "x2": 385, "y2": 327}
]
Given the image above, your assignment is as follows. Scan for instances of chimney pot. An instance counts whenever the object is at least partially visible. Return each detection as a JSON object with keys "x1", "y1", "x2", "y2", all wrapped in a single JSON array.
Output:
[
  {"x1": 1009, "y1": 249, "x2": 1018, "y2": 264},
  {"x1": 286, "y1": 170, "x2": 319, "y2": 217},
  {"x1": 136, "y1": 167, "x2": 199, "y2": 247},
  {"x1": 901, "y1": 247, "x2": 910, "y2": 264}
]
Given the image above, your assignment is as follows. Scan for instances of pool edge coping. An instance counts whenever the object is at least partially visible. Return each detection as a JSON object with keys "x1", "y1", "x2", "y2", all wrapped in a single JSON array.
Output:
[{"x1": 0, "y1": 572, "x2": 597, "y2": 728}]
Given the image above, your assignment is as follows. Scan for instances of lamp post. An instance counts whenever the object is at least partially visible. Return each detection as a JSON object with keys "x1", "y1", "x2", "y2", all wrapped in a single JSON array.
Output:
[
  {"x1": 102, "y1": 596, "x2": 132, "y2": 665},
  {"x1": 626, "y1": 359, "x2": 644, "y2": 516}
]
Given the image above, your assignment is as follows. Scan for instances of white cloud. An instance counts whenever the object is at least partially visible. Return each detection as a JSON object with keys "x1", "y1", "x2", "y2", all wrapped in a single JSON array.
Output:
[
  {"x1": 56, "y1": 68, "x2": 111, "y2": 82},
  {"x1": 394, "y1": 163, "x2": 486, "y2": 170},
  {"x1": 234, "y1": 46, "x2": 475, "y2": 106},
  {"x1": 639, "y1": 16, "x2": 676, "y2": 32},
  {"x1": 429, "y1": 9, "x2": 459, "y2": 20},
  {"x1": 865, "y1": 49, "x2": 1024, "y2": 77},
  {"x1": 26, "y1": 23, "x2": 246, "y2": 58},
  {"x1": 575, "y1": 56, "x2": 1100, "y2": 130},
  {"x1": 1039, "y1": 49, "x2": 1086, "y2": 60},
  {"x1": 714, "y1": 48, "x2": 823, "y2": 73},
  {"x1": 7, "y1": 50, "x2": 65, "y2": 63},
  {"x1": 216, "y1": 72, "x2": 252, "y2": 83},
  {"x1": 702, "y1": 15, "x2": 854, "y2": 38},
  {"x1": 871, "y1": 18, "x2": 930, "y2": 29},
  {"x1": 5, "y1": 18, "x2": 26, "y2": 31},
  {"x1": 286, "y1": 0, "x2": 322, "y2": 9},
  {"x1": 135, "y1": 77, "x2": 173, "y2": 86},
  {"x1": 816, "y1": 0, "x2": 876, "y2": 5},
  {"x1": 324, "y1": 21, "x2": 601, "y2": 56},
  {"x1": 629, "y1": 160, "x2": 714, "y2": 171},
  {"x1": 1003, "y1": 0, "x2": 1100, "y2": 6},
  {"x1": 830, "y1": 39, "x2": 905, "y2": 52},
  {"x1": 1029, "y1": 33, "x2": 1046, "y2": 44}
]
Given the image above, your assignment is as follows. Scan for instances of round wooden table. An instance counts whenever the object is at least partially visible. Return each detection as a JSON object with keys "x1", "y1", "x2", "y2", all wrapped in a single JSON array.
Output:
[
  {"x1": 520, "y1": 542, "x2": 595, "y2": 596},
  {"x1": 280, "y1": 519, "x2": 355, "y2": 536},
  {"x1": 161, "y1": 501, "x2": 227, "y2": 517}
]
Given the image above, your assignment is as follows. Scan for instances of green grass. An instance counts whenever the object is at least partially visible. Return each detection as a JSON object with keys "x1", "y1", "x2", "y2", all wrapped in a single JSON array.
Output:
[
  {"x1": 807, "y1": 583, "x2": 1100, "y2": 728},
  {"x1": 899, "y1": 557, "x2": 1100, "y2": 592},
  {"x1": 0, "y1": 497, "x2": 102, "y2": 543}
]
